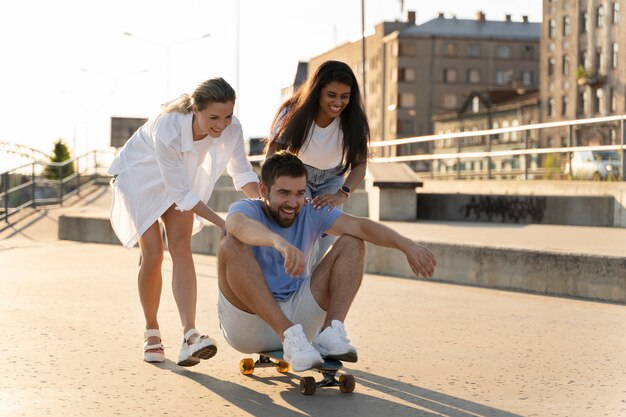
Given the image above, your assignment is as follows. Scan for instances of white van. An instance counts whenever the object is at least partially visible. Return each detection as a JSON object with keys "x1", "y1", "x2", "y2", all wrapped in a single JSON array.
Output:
[{"x1": 564, "y1": 150, "x2": 621, "y2": 180}]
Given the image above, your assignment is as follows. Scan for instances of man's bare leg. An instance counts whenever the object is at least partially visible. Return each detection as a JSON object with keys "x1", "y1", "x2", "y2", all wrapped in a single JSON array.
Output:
[
  {"x1": 310, "y1": 235, "x2": 365, "y2": 327},
  {"x1": 217, "y1": 234, "x2": 292, "y2": 341}
]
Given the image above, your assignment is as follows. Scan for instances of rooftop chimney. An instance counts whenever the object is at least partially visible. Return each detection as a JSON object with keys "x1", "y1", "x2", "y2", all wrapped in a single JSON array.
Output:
[
  {"x1": 522, "y1": 15, "x2": 529, "y2": 23},
  {"x1": 407, "y1": 10, "x2": 416, "y2": 25},
  {"x1": 505, "y1": 14, "x2": 512, "y2": 22},
  {"x1": 476, "y1": 11, "x2": 486, "y2": 23},
  {"x1": 438, "y1": 12, "x2": 445, "y2": 19}
]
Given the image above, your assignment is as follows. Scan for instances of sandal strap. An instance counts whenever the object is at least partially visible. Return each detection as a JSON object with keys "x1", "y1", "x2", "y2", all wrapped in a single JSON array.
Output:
[
  {"x1": 144, "y1": 329, "x2": 161, "y2": 339},
  {"x1": 144, "y1": 343, "x2": 164, "y2": 351},
  {"x1": 183, "y1": 328, "x2": 200, "y2": 342}
]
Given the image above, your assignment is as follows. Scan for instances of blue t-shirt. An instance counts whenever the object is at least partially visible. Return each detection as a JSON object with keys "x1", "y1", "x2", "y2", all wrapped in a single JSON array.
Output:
[{"x1": 227, "y1": 199, "x2": 343, "y2": 301}]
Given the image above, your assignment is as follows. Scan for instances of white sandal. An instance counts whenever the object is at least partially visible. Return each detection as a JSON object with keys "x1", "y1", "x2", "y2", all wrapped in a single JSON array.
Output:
[
  {"x1": 177, "y1": 328, "x2": 217, "y2": 367},
  {"x1": 143, "y1": 329, "x2": 165, "y2": 363}
]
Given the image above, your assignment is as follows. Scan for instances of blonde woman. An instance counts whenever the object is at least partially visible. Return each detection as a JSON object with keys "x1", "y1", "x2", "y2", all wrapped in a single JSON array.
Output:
[{"x1": 108, "y1": 78, "x2": 259, "y2": 366}]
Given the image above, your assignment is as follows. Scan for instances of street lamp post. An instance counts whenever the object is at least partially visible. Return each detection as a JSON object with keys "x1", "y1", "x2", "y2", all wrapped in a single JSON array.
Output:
[{"x1": 123, "y1": 32, "x2": 210, "y2": 100}]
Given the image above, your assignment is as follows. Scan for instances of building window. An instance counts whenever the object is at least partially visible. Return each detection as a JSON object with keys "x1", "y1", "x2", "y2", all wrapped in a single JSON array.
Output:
[
  {"x1": 496, "y1": 70, "x2": 513, "y2": 85},
  {"x1": 443, "y1": 42, "x2": 457, "y2": 56},
  {"x1": 398, "y1": 67, "x2": 416, "y2": 82},
  {"x1": 547, "y1": 98, "x2": 555, "y2": 117},
  {"x1": 397, "y1": 119, "x2": 415, "y2": 134},
  {"x1": 442, "y1": 94, "x2": 457, "y2": 109},
  {"x1": 521, "y1": 45, "x2": 535, "y2": 59},
  {"x1": 595, "y1": 49, "x2": 603, "y2": 68},
  {"x1": 563, "y1": 16, "x2": 571, "y2": 36},
  {"x1": 511, "y1": 120, "x2": 520, "y2": 141},
  {"x1": 467, "y1": 69, "x2": 481, "y2": 83},
  {"x1": 581, "y1": 11, "x2": 589, "y2": 33},
  {"x1": 562, "y1": 55, "x2": 570, "y2": 75},
  {"x1": 496, "y1": 45, "x2": 512, "y2": 58},
  {"x1": 579, "y1": 92, "x2": 586, "y2": 114},
  {"x1": 612, "y1": 43, "x2": 619, "y2": 68},
  {"x1": 610, "y1": 88, "x2": 617, "y2": 112},
  {"x1": 594, "y1": 88, "x2": 603, "y2": 113},
  {"x1": 399, "y1": 42, "x2": 416, "y2": 57},
  {"x1": 613, "y1": 2, "x2": 620, "y2": 24},
  {"x1": 443, "y1": 68, "x2": 457, "y2": 83},
  {"x1": 398, "y1": 93, "x2": 416, "y2": 108},
  {"x1": 466, "y1": 44, "x2": 481, "y2": 57},
  {"x1": 548, "y1": 19, "x2": 556, "y2": 38},
  {"x1": 472, "y1": 96, "x2": 480, "y2": 113},
  {"x1": 521, "y1": 70, "x2": 534, "y2": 86},
  {"x1": 548, "y1": 58, "x2": 555, "y2": 76},
  {"x1": 562, "y1": 96, "x2": 568, "y2": 115},
  {"x1": 597, "y1": 6, "x2": 605, "y2": 27},
  {"x1": 579, "y1": 50, "x2": 587, "y2": 66}
]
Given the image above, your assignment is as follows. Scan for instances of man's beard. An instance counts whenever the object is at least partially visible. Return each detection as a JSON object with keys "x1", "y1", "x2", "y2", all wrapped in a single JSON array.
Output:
[{"x1": 266, "y1": 204, "x2": 297, "y2": 228}]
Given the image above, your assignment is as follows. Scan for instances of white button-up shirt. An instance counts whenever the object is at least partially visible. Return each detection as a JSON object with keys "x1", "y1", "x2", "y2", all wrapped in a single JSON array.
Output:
[{"x1": 108, "y1": 111, "x2": 258, "y2": 248}]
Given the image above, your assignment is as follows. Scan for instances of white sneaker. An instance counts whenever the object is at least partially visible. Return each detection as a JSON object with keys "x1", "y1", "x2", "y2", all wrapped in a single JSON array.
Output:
[
  {"x1": 312, "y1": 320, "x2": 358, "y2": 362},
  {"x1": 282, "y1": 324, "x2": 323, "y2": 372}
]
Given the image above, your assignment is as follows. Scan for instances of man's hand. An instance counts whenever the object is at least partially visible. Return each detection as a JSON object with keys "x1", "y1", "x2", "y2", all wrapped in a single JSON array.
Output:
[
  {"x1": 405, "y1": 243, "x2": 437, "y2": 278},
  {"x1": 273, "y1": 236, "x2": 305, "y2": 277}
]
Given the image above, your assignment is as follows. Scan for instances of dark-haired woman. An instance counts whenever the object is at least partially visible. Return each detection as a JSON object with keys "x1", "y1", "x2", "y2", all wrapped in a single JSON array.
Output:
[{"x1": 265, "y1": 60, "x2": 369, "y2": 266}]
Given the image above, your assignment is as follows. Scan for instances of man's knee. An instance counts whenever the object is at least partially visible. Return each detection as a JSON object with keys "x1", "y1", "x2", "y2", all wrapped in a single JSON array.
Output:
[
  {"x1": 335, "y1": 235, "x2": 365, "y2": 257},
  {"x1": 218, "y1": 234, "x2": 248, "y2": 261}
]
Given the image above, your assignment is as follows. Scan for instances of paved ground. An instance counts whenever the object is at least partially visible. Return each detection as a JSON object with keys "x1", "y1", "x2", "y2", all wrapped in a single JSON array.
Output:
[{"x1": 1, "y1": 190, "x2": 626, "y2": 416}]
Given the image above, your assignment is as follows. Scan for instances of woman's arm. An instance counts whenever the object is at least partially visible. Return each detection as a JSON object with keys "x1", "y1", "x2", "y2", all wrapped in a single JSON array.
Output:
[
  {"x1": 191, "y1": 201, "x2": 225, "y2": 229},
  {"x1": 310, "y1": 160, "x2": 367, "y2": 209},
  {"x1": 264, "y1": 140, "x2": 284, "y2": 160},
  {"x1": 241, "y1": 182, "x2": 260, "y2": 198}
]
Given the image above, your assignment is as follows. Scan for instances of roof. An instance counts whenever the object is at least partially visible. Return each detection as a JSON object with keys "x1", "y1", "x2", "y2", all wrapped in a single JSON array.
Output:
[
  {"x1": 401, "y1": 16, "x2": 540, "y2": 40},
  {"x1": 433, "y1": 89, "x2": 540, "y2": 121}
]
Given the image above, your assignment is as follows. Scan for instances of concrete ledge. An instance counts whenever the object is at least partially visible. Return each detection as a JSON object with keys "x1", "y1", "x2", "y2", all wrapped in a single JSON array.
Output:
[
  {"x1": 58, "y1": 211, "x2": 626, "y2": 304},
  {"x1": 59, "y1": 209, "x2": 121, "y2": 245},
  {"x1": 365, "y1": 242, "x2": 626, "y2": 304},
  {"x1": 418, "y1": 194, "x2": 615, "y2": 226}
]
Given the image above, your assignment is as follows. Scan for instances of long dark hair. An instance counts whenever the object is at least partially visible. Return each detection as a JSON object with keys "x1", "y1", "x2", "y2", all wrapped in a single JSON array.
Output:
[{"x1": 268, "y1": 60, "x2": 369, "y2": 175}]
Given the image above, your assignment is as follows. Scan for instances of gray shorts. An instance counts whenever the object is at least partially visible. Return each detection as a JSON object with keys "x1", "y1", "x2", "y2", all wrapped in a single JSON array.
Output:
[{"x1": 217, "y1": 277, "x2": 326, "y2": 353}]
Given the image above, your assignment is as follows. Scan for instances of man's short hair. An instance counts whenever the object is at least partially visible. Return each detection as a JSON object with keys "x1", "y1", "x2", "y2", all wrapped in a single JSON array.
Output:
[{"x1": 261, "y1": 151, "x2": 307, "y2": 189}]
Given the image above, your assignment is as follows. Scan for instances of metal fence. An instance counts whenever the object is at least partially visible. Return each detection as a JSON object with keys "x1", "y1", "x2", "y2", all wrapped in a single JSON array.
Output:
[
  {"x1": 0, "y1": 150, "x2": 114, "y2": 222},
  {"x1": 247, "y1": 114, "x2": 626, "y2": 181},
  {"x1": 368, "y1": 114, "x2": 626, "y2": 181}
]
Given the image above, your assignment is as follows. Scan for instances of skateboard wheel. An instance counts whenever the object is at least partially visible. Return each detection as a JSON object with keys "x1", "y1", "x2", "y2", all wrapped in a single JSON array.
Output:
[
  {"x1": 275, "y1": 360, "x2": 290, "y2": 373},
  {"x1": 240, "y1": 358, "x2": 255, "y2": 375},
  {"x1": 339, "y1": 374, "x2": 355, "y2": 393},
  {"x1": 300, "y1": 376, "x2": 316, "y2": 395}
]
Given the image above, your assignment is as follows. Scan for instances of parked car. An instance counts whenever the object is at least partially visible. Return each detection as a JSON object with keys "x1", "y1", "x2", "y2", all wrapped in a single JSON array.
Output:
[{"x1": 564, "y1": 150, "x2": 621, "y2": 180}]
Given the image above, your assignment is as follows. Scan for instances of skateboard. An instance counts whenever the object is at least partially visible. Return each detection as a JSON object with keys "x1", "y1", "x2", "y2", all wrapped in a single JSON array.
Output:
[{"x1": 239, "y1": 349, "x2": 356, "y2": 395}]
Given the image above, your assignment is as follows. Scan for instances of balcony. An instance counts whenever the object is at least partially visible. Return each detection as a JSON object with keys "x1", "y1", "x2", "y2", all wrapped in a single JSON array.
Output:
[{"x1": 576, "y1": 66, "x2": 606, "y2": 86}]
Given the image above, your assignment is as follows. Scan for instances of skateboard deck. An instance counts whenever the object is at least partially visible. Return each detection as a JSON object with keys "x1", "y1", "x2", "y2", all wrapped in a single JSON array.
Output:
[{"x1": 239, "y1": 349, "x2": 356, "y2": 395}]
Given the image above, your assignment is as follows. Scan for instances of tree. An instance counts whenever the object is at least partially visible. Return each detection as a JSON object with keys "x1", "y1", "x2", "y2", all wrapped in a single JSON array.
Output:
[{"x1": 44, "y1": 139, "x2": 75, "y2": 179}]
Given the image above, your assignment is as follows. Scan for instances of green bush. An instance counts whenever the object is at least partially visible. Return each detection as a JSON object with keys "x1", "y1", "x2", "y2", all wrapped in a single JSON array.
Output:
[{"x1": 44, "y1": 139, "x2": 75, "y2": 180}]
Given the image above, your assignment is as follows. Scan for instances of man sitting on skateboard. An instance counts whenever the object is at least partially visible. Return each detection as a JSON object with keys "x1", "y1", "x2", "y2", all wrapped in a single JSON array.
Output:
[{"x1": 217, "y1": 151, "x2": 436, "y2": 371}]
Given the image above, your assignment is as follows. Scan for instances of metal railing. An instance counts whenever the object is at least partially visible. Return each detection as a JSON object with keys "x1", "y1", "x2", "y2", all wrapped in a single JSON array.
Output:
[
  {"x1": 247, "y1": 114, "x2": 626, "y2": 181},
  {"x1": 0, "y1": 149, "x2": 114, "y2": 223},
  {"x1": 369, "y1": 114, "x2": 626, "y2": 181}
]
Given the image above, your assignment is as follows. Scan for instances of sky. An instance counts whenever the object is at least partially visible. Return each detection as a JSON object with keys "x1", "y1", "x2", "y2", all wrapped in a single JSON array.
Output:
[{"x1": 0, "y1": 0, "x2": 542, "y2": 158}]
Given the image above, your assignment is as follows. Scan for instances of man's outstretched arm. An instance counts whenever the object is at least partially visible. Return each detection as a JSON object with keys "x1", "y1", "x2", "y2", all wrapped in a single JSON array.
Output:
[
  {"x1": 225, "y1": 212, "x2": 304, "y2": 277},
  {"x1": 326, "y1": 214, "x2": 437, "y2": 278}
]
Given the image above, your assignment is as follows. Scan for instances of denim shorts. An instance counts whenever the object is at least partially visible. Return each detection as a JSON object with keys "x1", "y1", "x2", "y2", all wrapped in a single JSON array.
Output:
[{"x1": 304, "y1": 164, "x2": 344, "y2": 201}]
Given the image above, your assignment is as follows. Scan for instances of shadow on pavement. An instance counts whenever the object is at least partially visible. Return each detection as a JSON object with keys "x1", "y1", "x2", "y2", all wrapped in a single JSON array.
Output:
[{"x1": 157, "y1": 360, "x2": 520, "y2": 417}]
